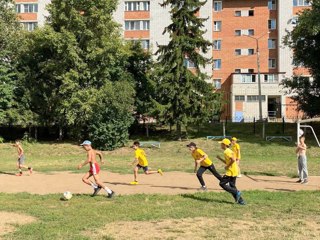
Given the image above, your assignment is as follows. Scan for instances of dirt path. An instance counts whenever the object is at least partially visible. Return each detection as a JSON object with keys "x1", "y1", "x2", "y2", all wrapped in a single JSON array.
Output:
[{"x1": 0, "y1": 171, "x2": 319, "y2": 195}]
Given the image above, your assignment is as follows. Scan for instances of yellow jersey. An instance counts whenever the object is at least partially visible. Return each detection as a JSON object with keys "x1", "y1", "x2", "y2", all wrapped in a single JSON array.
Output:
[
  {"x1": 232, "y1": 143, "x2": 241, "y2": 160},
  {"x1": 224, "y1": 148, "x2": 238, "y2": 177},
  {"x1": 191, "y1": 148, "x2": 212, "y2": 167},
  {"x1": 135, "y1": 148, "x2": 148, "y2": 167}
]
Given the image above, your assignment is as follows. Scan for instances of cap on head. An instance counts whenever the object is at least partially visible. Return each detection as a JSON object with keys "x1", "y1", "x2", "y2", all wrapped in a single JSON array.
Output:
[
  {"x1": 219, "y1": 138, "x2": 231, "y2": 146},
  {"x1": 231, "y1": 137, "x2": 237, "y2": 141},
  {"x1": 80, "y1": 140, "x2": 92, "y2": 146},
  {"x1": 186, "y1": 142, "x2": 197, "y2": 148}
]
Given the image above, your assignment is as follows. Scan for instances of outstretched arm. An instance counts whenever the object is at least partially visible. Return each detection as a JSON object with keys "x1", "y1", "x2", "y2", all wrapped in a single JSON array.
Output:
[
  {"x1": 96, "y1": 151, "x2": 105, "y2": 164},
  {"x1": 216, "y1": 155, "x2": 226, "y2": 164},
  {"x1": 78, "y1": 152, "x2": 91, "y2": 169}
]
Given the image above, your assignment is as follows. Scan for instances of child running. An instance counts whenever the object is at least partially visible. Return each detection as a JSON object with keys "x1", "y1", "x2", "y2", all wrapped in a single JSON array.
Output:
[
  {"x1": 12, "y1": 140, "x2": 32, "y2": 176},
  {"x1": 130, "y1": 141, "x2": 163, "y2": 185},
  {"x1": 187, "y1": 142, "x2": 222, "y2": 191},
  {"x1": 296, "y1": 135, "x2": 308, "y2": 184},
  {"x1": 216, "y1": 138, "x2": 245, "y2": 205},
  {"x1": 78, "y1": 140, "x2": 115, "y2": 198},
  {"x1": 231, "y1": 137, "x2": 242, "y2": 177}
]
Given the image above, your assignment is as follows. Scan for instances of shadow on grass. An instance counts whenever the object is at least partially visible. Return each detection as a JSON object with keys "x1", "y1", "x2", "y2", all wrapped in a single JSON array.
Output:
[
  {"x1": 265, "y1": 188, "x2": 296, "y2": 192},
  {"x1": 244, "y1": 174, "x2": 296, "y2": 184},
  {"x1": 150, "y1": 185, "x2": 198, "y2": 190},
  {"x1": 0, "y1": 171, "x2": 16, "y2": 176},
  {"x1": 181, "y1": 193, "x2": 234, "y2": 205}
]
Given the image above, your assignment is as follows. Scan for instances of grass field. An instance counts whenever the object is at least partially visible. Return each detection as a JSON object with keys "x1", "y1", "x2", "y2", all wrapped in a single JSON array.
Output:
[{"x1": 1, "y1": 123, "x2": 320, "y2": 239}]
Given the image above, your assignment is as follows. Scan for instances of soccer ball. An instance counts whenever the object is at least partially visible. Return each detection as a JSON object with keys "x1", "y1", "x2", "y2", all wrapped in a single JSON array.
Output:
[{"x1": 63, "y1": 191, "x2": 72, "y2": 200}]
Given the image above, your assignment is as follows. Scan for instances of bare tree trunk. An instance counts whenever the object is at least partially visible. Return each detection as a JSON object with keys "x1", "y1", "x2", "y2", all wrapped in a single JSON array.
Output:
[
  {"x1": 177, "y1": 122, "x2": 181, "y2": 141},
  {"x1": 59, "y1": 126, "x2": 63, "y2": 141}
]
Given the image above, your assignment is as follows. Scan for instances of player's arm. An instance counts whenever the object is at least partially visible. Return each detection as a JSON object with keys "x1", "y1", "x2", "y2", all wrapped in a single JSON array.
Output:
[
  {"x1": 18, "y1": 146, "x2": 24, "y2": 158},
  {"x1": 237, "y1": 147, "x2": 241, "y2": 161},
  {"x1": 297, "y1": 144, "x2": 307, "y2": 151},
  {"x1": 196, "y1": 154, "x2": 207, "y2": 164},
  {"x1": 216, "y1": 155, "x2": 226, "y2": 164},
  {"x1": 194, "y1": 161, "x2": 198, "y2": 173},
  {"x1": 78, "y1": 152, "x2": 91, "y2": 169},
  {"x1": 96, "y1": 151, "x2": 105, "y2": 165},
  {"x1": 225, "y1": 153, "x2": 236, "y2": 170}
]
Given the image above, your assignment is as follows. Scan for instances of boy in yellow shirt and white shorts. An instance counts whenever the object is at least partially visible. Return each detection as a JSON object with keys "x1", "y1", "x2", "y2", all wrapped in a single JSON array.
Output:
[{"x1": 130, "y1": 141, "x2": 163, "y2": 184}]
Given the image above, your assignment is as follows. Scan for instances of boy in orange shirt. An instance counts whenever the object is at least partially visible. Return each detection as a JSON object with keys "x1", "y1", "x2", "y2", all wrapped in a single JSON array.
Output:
[
  {"x1": 187, "y1": 142, "x2": 222, "y2": 191},
  {"x1": 130, "y1": 141, "x2": 163, "y2": 184}
]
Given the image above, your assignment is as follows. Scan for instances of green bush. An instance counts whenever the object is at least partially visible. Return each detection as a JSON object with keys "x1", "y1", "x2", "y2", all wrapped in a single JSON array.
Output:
[{"x1": 0, "y1": 136, "x2": 4, "y2": 143}]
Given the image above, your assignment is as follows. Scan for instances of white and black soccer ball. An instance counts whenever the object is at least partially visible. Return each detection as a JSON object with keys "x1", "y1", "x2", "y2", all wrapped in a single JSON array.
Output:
[{"x1": 63, "y1": 191, "x2": 72, "y2": 200}]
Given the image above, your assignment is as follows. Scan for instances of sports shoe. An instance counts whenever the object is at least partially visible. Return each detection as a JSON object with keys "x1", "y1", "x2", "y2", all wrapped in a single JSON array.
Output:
[
  {"x1": 158, "y1": 169, "x2": 163, "y2": 176},
  {"x1": 238, "y1": 199, "x2": 246, "y2": 205},
  {"x1": 107, "y1": 191, "x2": 115, "y2": 198},
  {"x1": 301, "y1": 179, "x2": 308, "y2": 184},
  {"x1": 236, "y1": 191, "x2": 242, "y2": 203},
  {"x1": 130, "y1": 181, "x2": 139, "y2": 185},
  {"x1": 296, "y1": 179, "x2": 302, "y2": 183},
  {"x1": 91, "y1": 186, "x2": 102, "y2": 197},
  {"x1": 198, "y1": 186, "x2": 207, "y2": 191}
]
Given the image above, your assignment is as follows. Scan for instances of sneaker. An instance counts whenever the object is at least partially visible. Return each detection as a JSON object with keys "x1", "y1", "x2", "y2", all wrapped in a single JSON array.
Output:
[
  {"x1": 296, "y1": 179, "x2": 302, "y2": 183},
  {"x1": 236, "y1": 191, "x2": 242, "y2": 203},
  {"x1": 91, "y1": 186, "x2": 102, "y2": 197},
  {"x1": 130, "y1": 181, "x2": 139, "y2": 185},
  {"x1": 301, "y1": 179, "x2": 308, "y2": 184},
  {"x1": 107, "y1": 191, "x2": 115, "y2": 198},
  {"x1": 238, "y1": 199, "x2": 246, "y2": 205},
  {"x1": 198, "y1": 186, "x2": 207, "y2": 191},
  {"x1": 158, "y1": 169, "x2": 163, "y2": 176}
]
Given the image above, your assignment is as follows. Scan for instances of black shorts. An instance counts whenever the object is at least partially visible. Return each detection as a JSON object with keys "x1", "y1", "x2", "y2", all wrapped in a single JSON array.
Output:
[{"x1": 137, "y1": 164, "x2": 149, "y2": 172}]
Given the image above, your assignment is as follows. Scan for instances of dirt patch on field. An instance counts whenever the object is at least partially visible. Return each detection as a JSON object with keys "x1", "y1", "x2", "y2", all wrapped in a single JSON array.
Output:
[
  {"x1": 0, "y1": 212, "x2": 36, "y2": 239},
  {"x1": 86, "y1": 217, "x2": 320, "y2": 240},
  {"x1": 0, "y1": 171, "x2": 320, "y2": 195}
]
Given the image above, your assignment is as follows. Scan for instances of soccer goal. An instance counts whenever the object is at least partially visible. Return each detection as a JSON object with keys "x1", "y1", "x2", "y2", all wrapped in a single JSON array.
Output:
[{"x1": 297, "y1": 118, "x2": 320, "y2": 147}]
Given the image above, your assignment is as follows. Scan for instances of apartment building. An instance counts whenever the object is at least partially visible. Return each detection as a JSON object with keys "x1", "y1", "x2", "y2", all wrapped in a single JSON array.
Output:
[{"x1": 15, "y1": 0, "x2": 312, "y2": 122}]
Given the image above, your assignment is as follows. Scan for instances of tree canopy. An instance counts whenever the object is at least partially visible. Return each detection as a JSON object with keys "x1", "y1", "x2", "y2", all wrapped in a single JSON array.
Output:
[{"x1": 283, "y1": 0, "x2": 320, "y2": 117}]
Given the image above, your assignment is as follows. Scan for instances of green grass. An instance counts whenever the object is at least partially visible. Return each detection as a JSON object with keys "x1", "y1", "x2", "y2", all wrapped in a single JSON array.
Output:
[
  {"x1": 1, "y1": 191, "x2": 320, "y2": 239},
  {"x1": 1, "y1": 136, "x2": 320, "y2": 177}
]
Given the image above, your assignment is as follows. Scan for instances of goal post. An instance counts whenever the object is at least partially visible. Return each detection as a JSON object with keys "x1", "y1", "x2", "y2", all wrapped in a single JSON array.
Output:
[{"x1": 297, "y1": 118, "x2": 320, "y2": 147}]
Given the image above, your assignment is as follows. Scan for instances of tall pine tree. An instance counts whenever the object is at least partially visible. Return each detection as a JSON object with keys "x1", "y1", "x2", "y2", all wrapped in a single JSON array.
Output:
[{"x1": 154, "y1": 0, "x2": 220, "y2": 137}]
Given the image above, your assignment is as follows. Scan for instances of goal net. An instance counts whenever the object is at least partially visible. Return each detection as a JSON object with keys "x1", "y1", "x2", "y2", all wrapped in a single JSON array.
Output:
[{"x1": 297, "y1": 118, "x2": 320, "y2": 147}]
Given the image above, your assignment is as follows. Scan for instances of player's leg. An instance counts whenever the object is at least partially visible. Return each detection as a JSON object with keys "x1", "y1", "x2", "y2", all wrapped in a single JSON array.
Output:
[
  {"x1": 219, "y1": 176, "x2": 239, "y2": 198},
  {"x1": 236, "y1": 160, "x2": 242, "y2": 177},
  {"x1": 82, "y1": 172, "x2": 94, "y2": 186},
  {"x1": 297, "y1": 156, "x2": 303, "y2": 182},
  {"x1": 207, "y1": 164, "x2": 222, "y2": 180},
  {"x1": 130, "y1": 166, "x2": 139, "y2": 184},
  {"x1": 144, "y1": 166, "x2": 163, "y2": 176},
  {"x1": 301, "y1": 156, "x2": 308, "y2": 184},
  {"x1": 196, "y1": 166, "x2": 207, "y2": 190},
  {"x1": 93, "y1": 174, "x2": 114, "y2": 198},
  {"x1": 229, "y1": 177, "x2": 245, "y2": 204}
]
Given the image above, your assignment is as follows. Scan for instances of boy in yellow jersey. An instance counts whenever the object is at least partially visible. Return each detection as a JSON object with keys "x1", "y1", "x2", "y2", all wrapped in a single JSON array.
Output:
[
  {"x1": 187, "y1": 142, "x2": 222, "y2": 191},
  {"x1": 231, "y1": 137, "x2": 242, "y2": 177},
  {"x1": 217, "y1": 138, "x2": 245, "y2": 205},
  {"x1": 130, "y1": 141, "x2": 163, "y2": 184}
]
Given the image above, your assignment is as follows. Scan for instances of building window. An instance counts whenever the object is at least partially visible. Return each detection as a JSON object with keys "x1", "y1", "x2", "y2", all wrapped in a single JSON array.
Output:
[
  {"x1": 213, "y1": 21, "x2": 221, "y2": 31},
  {"x1": 213, "y1": 1, "x2": 222, "y2": 11},
  {"x1": 235, "y1": 49, "x2": 241, "y2": 55},
  {"x1": 213, "y1": 59, "x2": 221, "y2": 70},
  {"x1": 213, "y1": 79, "x2": 221, "y2": 89},
  {"x1": 248, "y1": 29, "x2": 255, "y2": 36},
  {"x1": 268, "y1": 19, "x2": 277, "y2": 30},
  {"x1": 235, "y1": 69, "x2": 241, "y2": 73},
  {"x1": 268, "y1": 58, "x2": 277, "y2": 69},
  {"x1": 247, "y1": 95, "x2": 266, "y2": 102},
  {"x1": 131, "y1": 39, "x2": 150, "y2": 50},
  {"x1": 125, "y1": 20, "x2": 150, "y2": 30},
  {"x1": 22, "y1": 22, "x2": 38, "y2": 31},
  {"x1": 213, "y1": 40, "x2": 221, "y2": 50},
  {"x1": 248, "y1": 49, "x2": 254, "y2": 55},
  {"x1": 235, "y1": 30, "x2": 241, "y2": 36},
  {"x1": 235, "y1": 95, "x2": 245, "y2": 101},
  {"x1": 15, "y1": 4, "x2": 21, "y2": 13},
  {"x1": 248, "y1": 10, "x2": 254, "y2": 16},
  {"x1": 268, "y1": 39, "x2": 276, "y2": 49},
  {"x1": 293, "y1": 0, "x2": 311, "y2": 6},
  {"x1": 248, "y1": 69, "x2": 254, "y2": 73},
  {"x1": 23, "y1": 4, "x2": 38, "y2": 13},
  {"x1": 268, "y1": 0, "x2": 277, "y2": 10},
  {"x1": 264, "y1": 74, "x2": 278, "y2": 83},
  {"x1": 235, "y1": 11, "x2": 241, "y2": 17},
  {"x1": 241, "y1": 74, "x2": 256, "y2": 83},
  {"x1": 125, "y1": 1, "x2": 150, "y2": 11},
  {"x1": 184, "y1": 58, "x2": 195, "y2": 68}
]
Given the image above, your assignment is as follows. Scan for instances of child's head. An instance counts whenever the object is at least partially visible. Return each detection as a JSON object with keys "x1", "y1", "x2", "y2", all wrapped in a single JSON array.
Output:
[
  {"x1": 186, "y1": 142, "x2": 197, "y2": 151},
  {"x1": 15, "y1": 139, "x2": 21, "y2": 145},
  {"x1": 80, "y1": 140, "x2": 92, "y2": 151},
  {"x1": 231, "y1": 137, "x2": 237, "y2": 144},
  {"x1": 219, "y1": 138, "x2": 231, "y2": 150},
  {"x1": 132, "y1": 141, "x2": 140, "y2": 150},
  {"x1": 300, "y1": 135, "x2": 305, "y2": 142}
]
